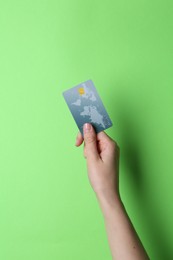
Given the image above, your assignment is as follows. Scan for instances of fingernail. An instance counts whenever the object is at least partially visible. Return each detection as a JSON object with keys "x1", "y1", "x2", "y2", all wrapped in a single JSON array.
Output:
[{"x1": 84, "y1": 123, "x2": 91, "y2": 132}]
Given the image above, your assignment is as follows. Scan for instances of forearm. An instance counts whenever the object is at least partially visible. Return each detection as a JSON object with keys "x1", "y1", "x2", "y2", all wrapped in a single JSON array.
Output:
[
  {"x1": 96, "y1": 190, "x2": 149, "y2": 260},
  {"x1": 77, "y1": 125, "x2": 149, "y2": 258}
]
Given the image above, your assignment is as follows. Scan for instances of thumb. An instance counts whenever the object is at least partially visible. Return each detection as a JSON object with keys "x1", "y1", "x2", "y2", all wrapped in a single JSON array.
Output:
[{"x1": 83, "y1": 123, "x2": 99, "y2": 161}]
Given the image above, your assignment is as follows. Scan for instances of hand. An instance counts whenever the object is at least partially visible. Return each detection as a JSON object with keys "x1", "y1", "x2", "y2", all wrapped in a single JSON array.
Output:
[
  {"x1": 75, "y1": 124, "x2": 149, "y2": 260},
  {"x1": 75, "y1": 123, "x2": 120, "y2": 200}
]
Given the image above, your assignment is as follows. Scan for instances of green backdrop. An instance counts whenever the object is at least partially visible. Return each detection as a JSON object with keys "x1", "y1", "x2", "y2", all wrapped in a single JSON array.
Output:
[{"x1": 0, "y1": 1, "x2": 173, "y2": 259}]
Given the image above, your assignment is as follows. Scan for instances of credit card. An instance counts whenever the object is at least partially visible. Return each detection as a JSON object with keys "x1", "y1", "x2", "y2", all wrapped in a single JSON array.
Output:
[{"x1": 62, "y1": 79, "x2": 113, "y2": 136}]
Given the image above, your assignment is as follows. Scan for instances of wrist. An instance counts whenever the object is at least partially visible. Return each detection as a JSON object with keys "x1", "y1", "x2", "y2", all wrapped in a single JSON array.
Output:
[{"x1": 95, "y1": 189, "x2": 122, "y2": 210}]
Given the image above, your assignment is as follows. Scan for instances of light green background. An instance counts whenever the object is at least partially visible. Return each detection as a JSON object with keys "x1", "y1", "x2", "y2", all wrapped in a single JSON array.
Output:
[{"x1": 0, "y1": 1, "x2": 173, "y2": 259}]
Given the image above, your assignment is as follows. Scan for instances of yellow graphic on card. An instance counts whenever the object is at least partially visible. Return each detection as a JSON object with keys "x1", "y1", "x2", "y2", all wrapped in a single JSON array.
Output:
[{"x1": 78, "y1": 87, "x2": 85, "y2": 95}]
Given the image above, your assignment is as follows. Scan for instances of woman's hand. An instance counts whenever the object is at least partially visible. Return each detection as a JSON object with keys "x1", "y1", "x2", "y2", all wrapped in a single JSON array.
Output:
[{"x1": 75, "y1": 123, "x2": 120, "y2": 200}]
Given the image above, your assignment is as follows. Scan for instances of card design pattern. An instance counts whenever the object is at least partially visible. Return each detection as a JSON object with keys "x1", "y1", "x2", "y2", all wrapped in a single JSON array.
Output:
[{"x1": 62, "y1": 80, "x2": 113, "y2": 136}]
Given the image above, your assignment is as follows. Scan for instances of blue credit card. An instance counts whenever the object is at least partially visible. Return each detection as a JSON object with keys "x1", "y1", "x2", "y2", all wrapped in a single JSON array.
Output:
[{"x1": 62, "y1": 79, "x2": 113, "y2": 136}]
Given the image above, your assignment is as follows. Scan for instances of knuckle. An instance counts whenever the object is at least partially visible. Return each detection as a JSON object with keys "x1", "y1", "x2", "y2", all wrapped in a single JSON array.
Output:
[
  {"x1": 110, "y1": 140, "x2": 116, "y2": 148},
  {"x1": 85, "y1": 135, "x2": 95, "y2": 144},
  {"x1": 110, "y1": 140, "x2": 119, "y2": 151}
]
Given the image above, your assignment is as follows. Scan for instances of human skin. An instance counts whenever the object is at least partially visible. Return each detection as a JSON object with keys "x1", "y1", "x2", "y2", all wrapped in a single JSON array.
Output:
[{"x1": 75, "y1": 123, "x2": 149, "y2": 260}]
